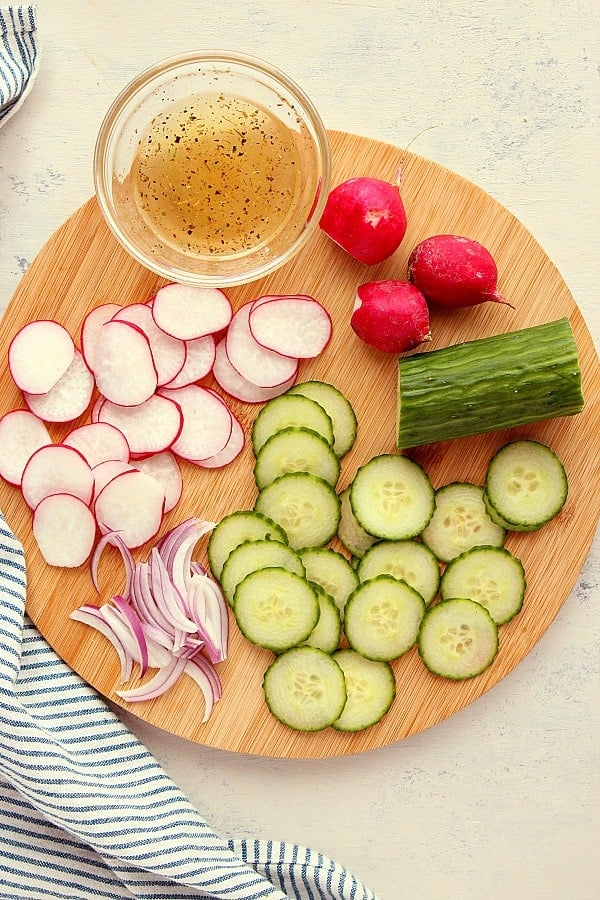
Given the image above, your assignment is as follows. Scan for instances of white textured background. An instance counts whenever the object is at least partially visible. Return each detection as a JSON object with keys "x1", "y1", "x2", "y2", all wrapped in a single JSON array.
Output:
[{"x1": 1, "y1": 3, "x2": 598, "y2": 899}]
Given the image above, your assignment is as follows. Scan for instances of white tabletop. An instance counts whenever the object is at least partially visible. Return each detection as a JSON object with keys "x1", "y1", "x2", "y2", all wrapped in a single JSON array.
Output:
[{"x1": 1, "y1": 3, "x2": 598, "y2": 899}]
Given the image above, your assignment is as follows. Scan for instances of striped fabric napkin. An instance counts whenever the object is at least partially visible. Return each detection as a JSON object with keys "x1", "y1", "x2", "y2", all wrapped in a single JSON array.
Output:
[
  {"x1": 0, "y1": 4, "x2": 38, "y2": 127},
  {"x1": 0, "y1": 510, "x2": 380, "y2": 900}
]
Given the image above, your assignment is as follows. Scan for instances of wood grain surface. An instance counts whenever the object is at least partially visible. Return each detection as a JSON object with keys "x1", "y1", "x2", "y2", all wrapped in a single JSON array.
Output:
[{"x1": 0, "y1": 130, "x2": 598, "y2": 758}]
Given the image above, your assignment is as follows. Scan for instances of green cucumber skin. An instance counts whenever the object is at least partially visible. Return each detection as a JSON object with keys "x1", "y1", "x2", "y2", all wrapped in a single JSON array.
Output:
[{"x1": 397, "y1": 318, "x2": 584, "y2": 449}]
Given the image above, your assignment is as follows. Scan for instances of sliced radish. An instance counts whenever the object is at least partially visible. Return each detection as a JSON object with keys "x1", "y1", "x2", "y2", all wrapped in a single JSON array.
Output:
[
  {"x1": 249, "y1": 295, "x2": 332, "y2": 359},
  {"x1": 212, "y1": 337, "x2": 297, "y2": 402},
  {"x1": 93, "y1": 320, "x2": 158, "y2": 406},
  {"x1": 225, "y1": 302, "x2": 299, "y2": 388},
  {"x1": 21, "y1": 444, "x2": 94, "y2": 510},
  {"x1": 162, "y1": 334, "x2": 216, "y2": 389},
  {"x1": 23, "y1": 350, "x2": 94, "y2": 423},
  {"x1": 159, "y1": 385, "x2": 233, "y2": 462},
  {"x1": 94, "y1": 469, "x2": 165, "y2": 549},
  {"x1": 151, "y1": 283, "x2": 232, "y2": 340},
  {"x1": 33, "y1": 493, "x2": 97, "y2": 567},
  {"x1": 92, "y1": 459, "x2": 135, "y2": 498},
  {"x1": 64, "y1": 422, "x2": 131, "y2": 468},
  {"x1": 8, "y1": 320, "x2": 75, "y2": 395},
  {"x1": 0, "y1": 409, "x2": 52, "y2": 486},
  {"x1": 90, "y1": 395, "x2": 104, "y2": 424},
  {"x1": 197, "y1": 414, "x2": 245, "y2": 468},
  {"x1": 96, "y1": 394, "x2": 183, "y2": 457},
  {"x1": 80, "y1": 303, "x2": 123, "y2": 370},
  {"x1": 132, "y1": 451, "x2": 183, "y2": 512},
  {"x1": 113, "y1": 303, "x2": 186, "y2": 386}
]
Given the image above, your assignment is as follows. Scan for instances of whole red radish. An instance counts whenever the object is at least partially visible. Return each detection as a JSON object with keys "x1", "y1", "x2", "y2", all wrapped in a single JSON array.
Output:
[
  {"x1": 320, "y1": 176, "x2": 407, "y2": 265},
  {"x1": 407, "y1": 234, "x2": 511, "y2": 308},
  {"x1": 351, "y1": 280, "x2": 431, "y2": 353}
]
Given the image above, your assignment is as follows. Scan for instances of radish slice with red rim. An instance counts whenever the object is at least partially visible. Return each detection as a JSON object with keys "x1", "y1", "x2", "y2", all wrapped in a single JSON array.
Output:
[
  {"x1": 64, "y1": 422, "x2": 131, "y2": 468},
  {"x1": 131, "y1": 451, "x2": 183, "y2": 513},
  {"x1": 93, "y1": 319, "x2": 158, "y2": 406},
  {"x1": 9, "y1": 320, "x2": 75, "y2": 395},
  {"x1": 21, "y1": 444, "x2": 94, "y2": 510},
  {"x1": 225, "y1": 302, "x2": 299, "y2": 388},
  {"x1": 96, "y1": 394, "x2": 183, "y2": 457},
  {"x1": 159, "y1": 385, "x2": 233, "y2": 462},
  {"x1": 92, "y1": 459, "x2": 135, "y2": 498},
  {"x1": 0, "y1": 409, "x2": 52, "y2": 486},
  {"x1": 80, "y1": 303, "x2": 123, "y2": 371},
  {"x1": 113, "y1": 303, "x2": 187, "y2": 386},
  {"x1": 33, "y1": 493, "x2": 96, "y2": 567},
  {"x1": 196, "y1": 414, "x2": 245, "y2": 469},
  {"x1": 162, "y1": 334, "x2": 216, "y2": 389},
  {"x1": 249, "y1": 294, "x2": 332, "y2": 359},
  {"x1": 94, "y1": 468, "x2": 165, "y2": 549},
  {"x1": 151, "y1": 283, "x2": 232, "y2": 340},
  {"x1": 212, "y1": 337, "x2": 297, "y2": 403},
  {"x1": 24, "y1": 350, "x2": 95, "y2": 423}
]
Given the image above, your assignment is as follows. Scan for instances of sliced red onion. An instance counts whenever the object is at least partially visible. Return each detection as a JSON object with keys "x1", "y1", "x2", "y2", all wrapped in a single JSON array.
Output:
[
  {"x1": 158, "y1": 518, "x2": 215, "y2": 600},
  {"x1": 184, "y1": 655, "x2": 222, "y2": 723},
  {"x1": 111, "y1": 594, "x2": 149, "y2": 675},
  {"x1": 116, "y1": 655, "x2": 188, "y2": 702},
  {"x1": 130, "y1": 559, "x2": 175, "y2": 639},
  {"x1": 148, "y1": 548, "x2": 197, "y2": 633},
  {"x1": 90, "y1": 529, "x2": 135, "y2": 597},
  {"x1": 186, "y1": 573, "x2": 229, "y2": 663},
  {"x1": 70, "y1": 605, "x2": 131, "y2": 682}
]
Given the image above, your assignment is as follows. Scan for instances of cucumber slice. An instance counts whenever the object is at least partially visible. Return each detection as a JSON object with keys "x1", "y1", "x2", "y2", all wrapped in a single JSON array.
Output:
[
  {"x1": 420, "y1": 482, "x2": 505, "y2": 563},
  {"x1": 263, "y1": 646, "x2": 347, "y2": 731},
  {"x1": 207, "y1": 510, "x2": 288, "y2": 579},
  {"x1": 418, "y1": 597, "x2": 499, "y2": 680},
  {"x1": 332, "y1": 649, "x2": 395, "y2": 732},
  {"x1": 350, "y1": 454, "x2": 435, "y2": 540},
  {"x1": 337, "y1": 486, "x2": 377, "y2": 559},
  {"x1": 287, "y1": 380, "x2": 358, "y2": 457},
  {"x1": 357, "y1": 540, "x2": 440, "y2": 607},
  {"x1": 220, "y1": 539, "x2": 306, "y2": 606},
  {"x1": 440, "y1": 545, "x2": 526, "y2": 625},
  {"x1": 298, "y1": 546, "x2": 359, "y2": 618},
  {"x1": 484, "y1": 439, "x2": 568, "y2": 531},
  {"x1": 253, "y1": 426, "x2": 340, "y2": 490},
  {"x1": 344, "y1": 575, "x2": 426, "y2": 661},
  {"x1": 303, "y1": 586, "x2": 342, "y2": 653},
  {"x1": 255, "y1": 472, "x2": 340, "y2": 550},
  {"x1": 251, "y1": 393, "x2": 334, "y2": 456},
  {"x1": 233, "y1": 567, "x2": 319, "y2": 653},
  {"x1": 397, "y1": 318, "x2": 584, "y2": 448}
]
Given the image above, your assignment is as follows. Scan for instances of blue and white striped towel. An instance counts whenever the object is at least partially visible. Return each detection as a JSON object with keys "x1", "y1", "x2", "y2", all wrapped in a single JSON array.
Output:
[
  {"x1": 0, "y1": 4, "x2": 38, "y2": 127},
  {"x1": 0, "y1": 510, "x2": 380, "y2": 900}
]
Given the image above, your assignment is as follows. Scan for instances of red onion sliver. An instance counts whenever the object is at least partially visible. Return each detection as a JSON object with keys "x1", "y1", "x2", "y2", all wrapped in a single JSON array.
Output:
[
  {"x1": 149, "y1": 548, "x2": 196, "y2": 633},
  {"x1": 184, "y1": 655, "x2": 222, "y2": 723},
  {"x1": 116, "y1": 655, "x2": 188, "y2": 702},
  {"x1": 70, "y1": 605, "x2": 132, "y2": 682},
  {"x1": 90, "y1": 529, "x2": 135, "y2": 597},
  {"x1": 111, "y1": 595, "x2": 149, "y2": 675}
]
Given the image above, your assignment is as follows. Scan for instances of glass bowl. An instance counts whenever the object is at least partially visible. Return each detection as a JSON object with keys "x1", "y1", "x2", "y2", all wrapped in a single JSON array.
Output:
[{"x1": 94, "y1": 51, "x2": 331, "y2": 287}]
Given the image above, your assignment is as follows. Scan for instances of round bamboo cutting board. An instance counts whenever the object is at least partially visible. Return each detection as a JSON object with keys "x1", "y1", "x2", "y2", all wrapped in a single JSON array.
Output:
[{"x1": 1, "y1": 130, "x2": 598, "y2": 758}]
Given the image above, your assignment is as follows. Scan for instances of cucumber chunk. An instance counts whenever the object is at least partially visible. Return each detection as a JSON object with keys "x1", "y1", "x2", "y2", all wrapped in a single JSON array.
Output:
[
  {"x1": 332, "y1": 649, "x2": 395, "y2": 732},
  {"x1": 255, "y1": 472, "x2": 340, "y2": 550},
  {"x1": 288, "y1": 380, "x2": 358, "y2": 457},
  {"x1": 344, "y1": 575, "x2": 426, "y2": 661},
  {"x1": 397, "y1": 317, "x2": 584, "y2": 448},
  {"x1": 421, "y1": 482, "x2": 505, "y2": 563},
  {"x1": 263, "y1": 646, "x2": 347, "y2": 731},
  {"x1": 418, "y1": 597, "x2": 499, "y2": 680},
  {"x1": 337, "y1": 486, "x2": 377, "y2": 558},
  {"x1": 357, "y1": 539, "x2": 440, "y2": 607},
  {"x1": 233, "y1": 567, "x2": 319, "y2": 653},
  {"x1": 207, "y1": 510, "x2": 288, "y2": 579},
  {"x1": 350, "y1": 454, "x2": 435, "y2": 540},
  {"x1": 484, "y1": 439, "x2": 568, "y2": 531},
  {"x1": 303, "y1": 586, "x2": 342, "y2": 654},
  {"x1": 251, "y1": 393, "x2": 334, "y2": 456},
  {"x1": 440, "y1": 545, "x2": 525, "y2": 625},
  {"x1": 220, "y1": 539, "x2": 306, "y2": 606},
  {"x1": 298, "y1": 546, "x2": 359, "y2": 618},
  {"x1": 253, "y1": 426, "x2": 340, "y2": 490}
]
